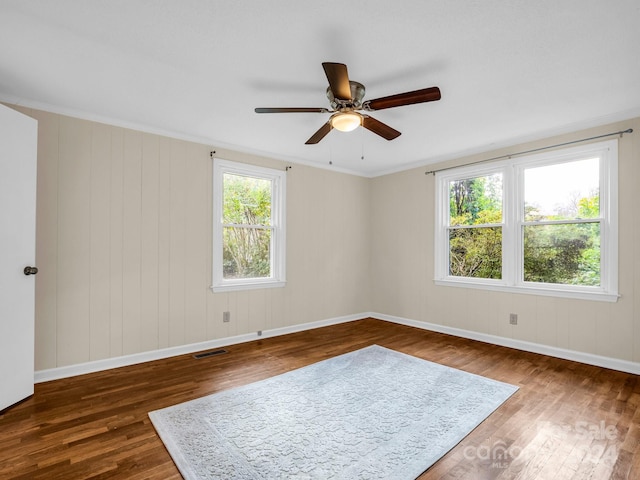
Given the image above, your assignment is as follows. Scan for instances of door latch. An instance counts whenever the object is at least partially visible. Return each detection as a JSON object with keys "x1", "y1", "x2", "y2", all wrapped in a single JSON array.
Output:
[{"x1": 24, "y1": 266, "x2": 38, "y2": 276}]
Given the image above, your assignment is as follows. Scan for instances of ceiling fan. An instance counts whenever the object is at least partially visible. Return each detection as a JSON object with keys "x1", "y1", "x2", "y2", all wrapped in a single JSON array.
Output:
[{"x1": 254, "y1": 62, "x2": 441, "y2": 145}]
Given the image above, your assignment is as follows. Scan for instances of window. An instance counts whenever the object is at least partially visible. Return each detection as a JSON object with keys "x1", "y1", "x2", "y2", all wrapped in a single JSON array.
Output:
[
  {"x1": 212, "y1": 159, "x2": 286, "y2": 292},
  {"x1": 435, "y1": 140, "x2": 618, "y2": 302}
]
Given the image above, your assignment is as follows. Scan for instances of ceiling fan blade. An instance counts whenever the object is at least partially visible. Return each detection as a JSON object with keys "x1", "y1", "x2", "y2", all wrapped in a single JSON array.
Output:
[
  {"x1": 322, "y1": 62, "x2": 352, "y2": 101},
  {"x1": 305, "y1": 121, "x2": 333, "y2": 144},
  {"x1": 364, "y1": 86, "x2": 441, "y2": 111},
  {"x1": 255, "y1": 107, "x2": 329, "y2": 113},
  {"x1": 362, "y1": 115, "x2": 401, "y2": 141}
]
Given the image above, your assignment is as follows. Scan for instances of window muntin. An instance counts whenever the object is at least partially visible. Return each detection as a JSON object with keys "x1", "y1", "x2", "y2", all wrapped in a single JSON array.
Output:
[
  {"x1": 435, "y1": 140, "x2": 618, "y2": 302},
  {"x1": 212, "y1": 160, "x2": 286, "y2": 292}
]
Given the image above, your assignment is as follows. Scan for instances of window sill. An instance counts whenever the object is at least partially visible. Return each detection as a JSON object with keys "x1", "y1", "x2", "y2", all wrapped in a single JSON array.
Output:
[
  {"x1": 210, "y1": 280, "x2": 286, "y2": 294},
  {"x1": 434, "y1": 278, "x2": 619, "y2": 303}
]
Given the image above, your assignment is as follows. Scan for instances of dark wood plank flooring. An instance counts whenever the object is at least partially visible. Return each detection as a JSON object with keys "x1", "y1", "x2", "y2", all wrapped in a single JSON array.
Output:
[{"x1": 1, "y1": 318, "x2": 638, "y2": 479}]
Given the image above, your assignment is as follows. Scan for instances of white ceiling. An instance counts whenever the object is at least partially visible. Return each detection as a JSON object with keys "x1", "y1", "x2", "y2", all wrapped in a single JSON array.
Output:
[{"x1": 1, "y1": 1, "x2": 639, "y2": 177}]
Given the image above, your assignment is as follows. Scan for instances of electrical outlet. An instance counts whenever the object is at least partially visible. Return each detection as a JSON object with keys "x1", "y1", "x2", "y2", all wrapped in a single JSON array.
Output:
[
  {"x1": 257, "y1": 330, "x2": 262, "y2": 337},
  {"x1": 509, "y1": 313, "x2": 518, "y2": 325},
  {"x1": 223, "y1": 311, "x2": 231, "y2": 323}
]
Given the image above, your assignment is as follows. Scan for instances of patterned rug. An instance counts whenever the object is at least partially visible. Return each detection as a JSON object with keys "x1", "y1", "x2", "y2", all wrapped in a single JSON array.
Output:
[{"x1": 149, "y1": 345, "x2": 518, "y2": 479}]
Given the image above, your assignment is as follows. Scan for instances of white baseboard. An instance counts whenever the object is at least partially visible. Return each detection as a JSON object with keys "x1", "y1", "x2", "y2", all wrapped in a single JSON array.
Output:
[
  {"x1": 372, "y1": 312, "x2": 640, "y2": 376},
  {"x1": 34, "y1": 313, "x2": 365, "y2": 383},
  {"x1": 34, "y1": 311, "x2": 640, "y2": 383}
]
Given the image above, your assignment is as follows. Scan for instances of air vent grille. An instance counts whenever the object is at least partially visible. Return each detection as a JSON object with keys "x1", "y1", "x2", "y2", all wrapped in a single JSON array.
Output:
[{"x1": 193, "y1": 349, "x2": 228, "y2": 359}]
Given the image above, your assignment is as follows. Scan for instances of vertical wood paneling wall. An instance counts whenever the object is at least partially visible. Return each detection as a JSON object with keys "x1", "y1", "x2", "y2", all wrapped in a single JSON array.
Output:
[
  {"x1": 370, "y1": 117, "x2": 640, "y2": 364},
  {"x1": 21, "y1": 107, "x2": 371, "y2": 370},
  {"x1": 18, "y1": 103, "x2": 639, "y2": 371}
]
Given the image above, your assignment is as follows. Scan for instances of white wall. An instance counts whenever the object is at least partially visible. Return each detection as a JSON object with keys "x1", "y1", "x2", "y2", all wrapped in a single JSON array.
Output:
[
  {"x1": 17, "y1": 107, "x2": 371, "y2": 370},
  {"x1": 371, "y1": 118, "x2": 640, "y2": 364}
]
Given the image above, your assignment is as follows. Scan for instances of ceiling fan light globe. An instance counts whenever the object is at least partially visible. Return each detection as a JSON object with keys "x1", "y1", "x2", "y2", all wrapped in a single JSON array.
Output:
[{"x1": 331, "y1": 112, "x2": 362, "y2": 132}]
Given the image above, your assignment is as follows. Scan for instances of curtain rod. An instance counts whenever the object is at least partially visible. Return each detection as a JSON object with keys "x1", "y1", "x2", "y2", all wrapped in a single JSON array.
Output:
[{"x1": 424, "y1": 128, "x2": 633, "y2": 175}]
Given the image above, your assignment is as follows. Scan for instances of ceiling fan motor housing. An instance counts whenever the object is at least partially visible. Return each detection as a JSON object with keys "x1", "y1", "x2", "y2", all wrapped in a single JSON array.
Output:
[{"x1": 326, "y1": 81, "x2": 366, "y2": 110}]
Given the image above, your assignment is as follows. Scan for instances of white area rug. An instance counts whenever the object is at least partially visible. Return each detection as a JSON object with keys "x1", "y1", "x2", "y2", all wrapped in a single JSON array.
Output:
[{"x1": 149, "y1": 345, "x2": 518, "y2": 479}]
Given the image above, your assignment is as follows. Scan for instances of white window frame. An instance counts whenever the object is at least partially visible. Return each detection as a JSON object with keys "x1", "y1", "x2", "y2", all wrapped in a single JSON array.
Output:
[
  {"x1": 211, "y1": 159, "x2": 286, "y2": 293},
  {"x1": 434, "y1": 139, "x2": 618, "y2": 302}
]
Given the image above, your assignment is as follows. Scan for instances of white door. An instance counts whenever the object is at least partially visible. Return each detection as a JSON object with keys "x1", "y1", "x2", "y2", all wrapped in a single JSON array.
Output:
[{"x1": 0, "y1": 104, "x2": 37, "y2": 411}]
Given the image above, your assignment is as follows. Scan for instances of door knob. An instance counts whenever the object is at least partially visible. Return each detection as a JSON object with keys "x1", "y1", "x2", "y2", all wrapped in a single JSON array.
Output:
[{"x1": 24, "y1": 266, "x2": 38, "y2": 276}]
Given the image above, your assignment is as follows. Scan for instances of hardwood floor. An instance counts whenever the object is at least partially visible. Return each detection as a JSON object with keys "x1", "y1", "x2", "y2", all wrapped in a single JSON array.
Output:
[{"x1": 1, "y1": 318, "x2": 639, "y2": 479}]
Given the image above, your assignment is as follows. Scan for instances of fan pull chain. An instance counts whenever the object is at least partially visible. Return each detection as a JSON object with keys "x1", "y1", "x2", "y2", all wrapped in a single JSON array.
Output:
[{"x1": 329, "y1": 130, "x2": 334, "y2": 165}]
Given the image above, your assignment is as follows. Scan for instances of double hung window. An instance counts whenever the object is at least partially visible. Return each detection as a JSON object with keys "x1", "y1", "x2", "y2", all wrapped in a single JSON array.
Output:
[
  {"x1": 435, "y1": 140, "x2": 618, "y2": 301},
  {"x1": 212, "y1": 159, "x2": 286, "y2": 292}
]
